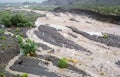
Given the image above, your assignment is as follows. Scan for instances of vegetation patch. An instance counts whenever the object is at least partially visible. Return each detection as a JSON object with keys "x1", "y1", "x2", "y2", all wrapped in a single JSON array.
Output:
[
  {"x1": 20, "y1": 73, "x2": 29, "y2": 77},
  {"x1": 58, "y1": 58, "x2": 68, "y2": 68},
  {"x1": 16, "y1": 36, "x2": 37, "y2": 56},
  {"x1": 0, "y1": 10, "x2": 45, "y2": 27},
  {"x1": 102, "y1": 34, "x2": 109, "y2": 39}
]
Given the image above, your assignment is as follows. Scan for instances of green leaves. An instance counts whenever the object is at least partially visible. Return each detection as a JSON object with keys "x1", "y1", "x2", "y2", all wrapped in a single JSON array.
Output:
[
  {"x1": 102, "y1": 34, "x2": 109, "y2": 39},
  {"x1": 1, "y1": 13, "x2": 33, "y2": 27},
  {"x1": 1, "y1": 15, "x2": 12, "y2": 27},
  {"x1": 0, "y1": 29, "x2": 5, "y2": 34},
  {"x1": 16, "y1": 35, "x2": 24, "y2": 44},
  {"x1": 11, "y1": 14, "x2": 30, "y2": 27},
  {"x1": 0, "y1": 73, "x2": 5, "y2": 77},
  {"x1": 20, "y1": 74, "x2": 28, "y2": 77},
  {"x1": 16, "y1": 36, "x2": 37, "y2": 56},
  {"x1": 58, "y1": 58, "x2": 68, "y2": 68}
]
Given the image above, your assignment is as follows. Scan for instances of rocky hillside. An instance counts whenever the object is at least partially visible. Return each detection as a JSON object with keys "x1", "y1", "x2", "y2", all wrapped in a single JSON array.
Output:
[{"x1": 42, "y1": 0, "x2": 120, "y2": 6}]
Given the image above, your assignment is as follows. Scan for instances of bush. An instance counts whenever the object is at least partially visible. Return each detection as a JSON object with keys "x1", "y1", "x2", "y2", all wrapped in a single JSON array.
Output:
[
  {"x1": 102, "y1": 34, "x2": 109, "y2": 39},
  {"x1": 1, "y1": 15, "x2": 12, "y2": 27},
  {"x1": 1, "y1": 14, "x2": 33, "y2": 27},
  {"x1": 58, "y1": 58, "x2": 68, "y2": 68},
  {"x1": 11, "y1": 14, "x2": 32, "y2": 27},
  {"x1": 0, "y1": 29, "x2": 5, "y2": 34},
  {"x1": 16, "y1": 35, "x2": 24, "y2": 43},
  {"x1": 0, "y1": 73, "x2": 5, "y2": 77},
  {"x1": 20, "y1": 74, "x2": 28, "y2": 77},
  {"x1": 18, "y1": 38, "x2": 37, "y2": 56}
]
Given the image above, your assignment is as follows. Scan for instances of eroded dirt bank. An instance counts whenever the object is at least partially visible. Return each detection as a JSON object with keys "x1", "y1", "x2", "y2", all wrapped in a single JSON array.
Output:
[{"x1": 5, "y1": 9, "x2": 120, "y2": 77}]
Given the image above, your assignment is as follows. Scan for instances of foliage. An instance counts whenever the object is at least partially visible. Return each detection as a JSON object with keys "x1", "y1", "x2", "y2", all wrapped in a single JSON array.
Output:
[
  {"x1": 20, "y1": 74, "x2": 28, "y2": 77},
  {"x1": 20, "y1": 40, "x2": 36, "y2": 56},
  {"x1": 0, "y1": 36, "x2": 7, "y2": 40},
  {"x1": 0, "y1": 10, "x2": 42, "y2": 27},
  {"x1": 16, "y1": 35, "x2": 24, "y2": 43},
  {"x1": 0, "y1": 73, "x2": 5, "y2": 77},
  {"x1": 58, "y1": 58, "x2": 68, "y2": 68},
  {"x1": 102, "y1": 34, "x2": 109, "y2": 39},
  {"x1": 0, "y1": 29, "x2": 6, "y2": 40},
  {"x1": 15, "y1": 74, "x2": 28, "y2": 77},
  {"x1": 16, "y1": 36, "x2": 37, "y2": 56},
  {"x1": 15, "y1": 28, "x2": 20, "y2": 32},
  {"x1": 10, "y1": 14, "x2": 32, "y2": 27},
  {"x1": 0, "y1": 29, "x2": 5, "y2": 34},
  {"x1": 1, "y1": 15, "x2": 12, "y2": 27}
]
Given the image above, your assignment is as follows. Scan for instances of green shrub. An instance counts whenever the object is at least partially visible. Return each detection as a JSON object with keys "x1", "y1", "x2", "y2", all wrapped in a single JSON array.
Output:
[
  {"x1": 0, "y1": 36, "x2": 7, "y2": 40},
  {"x1": 18, "y1": 38, "x2": 37, "y2": 56},
  {"x1": 58, "y1": 58, "x2": 68, "y2": 68},
  {"x1": 0, "y1": 73, "x2": 5, "y2": 77},
  {"x1": 15, "y1": 28, "x2": 20, "y2": 32},
  {"x1": 0, "y1": 29, "x2": 5, "y2": 34},
  {"x1": 11, "y1": 14, "x2": 32, "y2": 27},
  {"x1": 20, "y1": 74, "x2": 28, "y2": 77},
  {"x1": 1, "y1": 14, "x2": 33, "y2": 27},
  {"x1": 102, "y1": 34, "x2": 109, "y2": 39},
  {"x1": 16, "y1": 35, "x2": 24, "y2": 43},
  {"x1": 1, "y1": 15, "x2": 12, "y2": 27}
]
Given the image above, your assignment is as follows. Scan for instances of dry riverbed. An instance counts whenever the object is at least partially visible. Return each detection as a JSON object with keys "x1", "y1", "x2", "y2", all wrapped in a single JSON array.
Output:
[{"x1": 0, "y1": 9, "x2": 120, "y2": 77}]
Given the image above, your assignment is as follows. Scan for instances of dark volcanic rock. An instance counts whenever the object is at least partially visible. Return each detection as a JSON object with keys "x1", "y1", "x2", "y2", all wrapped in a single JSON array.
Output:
[
  {"x1": 34, "y1": 25, "x2": 90, "y2": 53},
  {"x1": 68, "y1": 26, "x2": 120, "y2": 48}
]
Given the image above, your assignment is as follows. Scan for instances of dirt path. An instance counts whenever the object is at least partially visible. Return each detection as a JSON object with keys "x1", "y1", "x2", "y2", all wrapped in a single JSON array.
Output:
[{"x1": 6, "y1": 9, "x2": 120, "y2": 77}]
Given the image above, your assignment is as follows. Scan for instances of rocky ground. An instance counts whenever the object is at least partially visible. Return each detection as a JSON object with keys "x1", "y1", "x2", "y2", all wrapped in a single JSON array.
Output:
[{"x1": 1, "y1": 9, "x2": 120, "y2": 77}]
